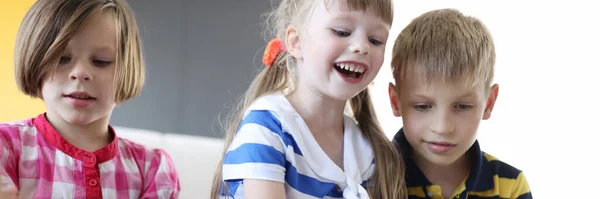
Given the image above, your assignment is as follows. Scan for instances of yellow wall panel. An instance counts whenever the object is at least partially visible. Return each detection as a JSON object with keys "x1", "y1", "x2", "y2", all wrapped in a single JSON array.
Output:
[{"x1": 0, "y1": 1, "x2": 45, "y2": 122}]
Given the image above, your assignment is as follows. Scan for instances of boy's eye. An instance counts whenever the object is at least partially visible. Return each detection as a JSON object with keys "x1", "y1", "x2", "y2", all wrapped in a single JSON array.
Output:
[
  {"x1": 92, "y1": 60, "x2": 113, "y2": 67},
  {"x1": 59, "y1": 56, "x2": 71, "y2": 64},
  {"x1": 454, "y1": 104, "x2": 473, "y2": 110},
  {"x1": 331, "y1": 29, "x2": 351, "y2": 37},
  {"x1": 414, "y1": 104, "x2": 432, "y2": 111}
]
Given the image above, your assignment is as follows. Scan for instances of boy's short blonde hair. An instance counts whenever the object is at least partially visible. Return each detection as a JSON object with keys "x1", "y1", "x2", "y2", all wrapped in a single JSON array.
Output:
[
  {"x1": 391, "y1": 8, "x2": 495, "y2": 89},
  {"x1": 14, "y1": 0, "x2": 144, "y2": 103}
]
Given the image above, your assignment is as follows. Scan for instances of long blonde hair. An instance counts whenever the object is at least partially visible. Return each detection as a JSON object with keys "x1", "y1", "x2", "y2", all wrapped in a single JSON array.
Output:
[{"x1": 211, "y1": 0, "x2": 406, "y2": 198}]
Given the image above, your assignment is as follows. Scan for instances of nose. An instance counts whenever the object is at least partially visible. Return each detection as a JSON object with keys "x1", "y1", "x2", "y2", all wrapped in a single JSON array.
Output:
[
  {"x1": 349, "y1": 37, "x2": 369, "y2": 55},
  {"x1": 69, "y1": 61, "x2": 92, "y2": 81},
  {"x1": 430, "y1": 110, "x2": 455, "y2": 135}
]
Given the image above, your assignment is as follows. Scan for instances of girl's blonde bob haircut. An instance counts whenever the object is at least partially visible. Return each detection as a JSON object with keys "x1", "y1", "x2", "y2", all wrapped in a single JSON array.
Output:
[{"x1": 14, "y1": 0, "x2": 144, "y2": 103}]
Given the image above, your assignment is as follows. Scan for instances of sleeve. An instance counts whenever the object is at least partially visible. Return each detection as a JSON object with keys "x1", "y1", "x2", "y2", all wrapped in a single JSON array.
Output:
[
  {"x1": 0, "y1": 125, "x2": 19, "y2": 191},
  {"x1": 512, "y1": 172, "x2": 532, "y2": 199},
  {"x1": 222, "y1": 110, "x2": 287, "y2": 183},
  {"x1": 139, "y1": 149, "x2": 180, "y2": 199}
]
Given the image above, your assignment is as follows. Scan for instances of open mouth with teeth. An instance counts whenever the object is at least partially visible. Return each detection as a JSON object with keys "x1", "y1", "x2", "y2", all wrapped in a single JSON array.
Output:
[{"x1": 333, "y1": 62, "x2": 365, "y2": 80}]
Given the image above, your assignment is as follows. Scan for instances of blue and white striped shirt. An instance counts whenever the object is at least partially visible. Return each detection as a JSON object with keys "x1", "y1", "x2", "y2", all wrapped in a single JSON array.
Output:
[{"x1": 221, "y1": 92, "x2": 376, "y2": 199}]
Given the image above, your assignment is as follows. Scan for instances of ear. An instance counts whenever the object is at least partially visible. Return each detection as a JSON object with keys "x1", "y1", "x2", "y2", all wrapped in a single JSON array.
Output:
[
  {"x1": 285, "y1": 25, "x2": 302, "y2": 60},
  {"x1": 388, "y1": 82, "x2": 402, "y2": 117},
  {"x1": 482, "y1": 84, "x2": 499, "y2": 120}
]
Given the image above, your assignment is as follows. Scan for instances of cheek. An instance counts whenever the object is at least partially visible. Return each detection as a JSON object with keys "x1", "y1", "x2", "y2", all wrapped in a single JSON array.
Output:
[
  {"x1": 403, "y1": 121, "x2": 424, "y2": 144},
  {"x1": 458, "y1": 109, "x2": 485, "y2": 124},
  {"x1": 455, "y1": 113, "x2": 482, "y2": 137},
  {"x1": 302, "y1": 32, "x2": 324, "y2": 51},
  {"x1": 320, "y1": 34, "x2": 345, "y2": 52},
  {"x1": 462, "y1": 117, "x2": 482, "y2": 131},
  {"x1": 97, "y1": 69, "x2": 117, "y2": 100},
  {"x1": 401, "y1": 110, "x2": 428, "y2": 132},
  {"x1": 40, "y1": 85, "x2": 51, "y2": 100},
  {"x1": 40, "y1": 78, "x2": 60, "y2": 99},
  {"x1": 371, "y1": 48, "x2": 385, "y2": 64}
]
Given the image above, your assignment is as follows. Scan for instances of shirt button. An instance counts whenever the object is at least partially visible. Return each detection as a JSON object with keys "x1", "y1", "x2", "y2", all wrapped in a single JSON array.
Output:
[
  {"x1": 83, "y1": 153, "x2": 97, "y2": 162},
  {"x1": 84, "y1": 153, "x2": 92, "y2": 160},
  {"x1": 88, "y1": 179, "x2": 98, "y2": 187}
]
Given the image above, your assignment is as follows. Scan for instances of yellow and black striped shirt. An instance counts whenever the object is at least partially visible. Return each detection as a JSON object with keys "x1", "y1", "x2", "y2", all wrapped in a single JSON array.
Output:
[{"x1": 393, "y1": 129, "x2": 532, "y2": 199}]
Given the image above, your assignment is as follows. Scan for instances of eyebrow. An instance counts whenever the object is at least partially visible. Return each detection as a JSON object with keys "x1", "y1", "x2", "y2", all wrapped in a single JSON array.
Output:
[
  {"x1": 409, "y1": 93, "x2": 477, "y2": 101},
  {"x1": 458, "y1": 93, "x2": 477, "y2": 99},
  {"x1": 408, "y1": 94, "x2": 433, "y2": 101},
  {"x1": 374, "y1": 25, "x2": 390, "y2": 36},
  {"x1": 329, "y1": 14, "x2": 356, "y2": 23},
  {"x1": 93, "y1": 46, "x2": 116, "y2": 52},
  {"x1": 329, "y1": 15, "x2": 389, "y2": 35}
]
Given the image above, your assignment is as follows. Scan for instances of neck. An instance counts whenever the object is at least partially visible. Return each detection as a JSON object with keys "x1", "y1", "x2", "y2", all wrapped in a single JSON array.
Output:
[
  {"x1": 45, "y1": 111, "x2": 113, "y2": 152},
  {"x1": 286, "y1": 86, "x2": 346, "y2": 135},
  {"x1": 415, "y1": 152, "x2": 471, "y2": 197}
]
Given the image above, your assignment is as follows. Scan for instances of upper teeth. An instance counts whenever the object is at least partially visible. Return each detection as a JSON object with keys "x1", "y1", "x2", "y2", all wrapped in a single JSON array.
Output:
[{"x1": 336, "y1": 63, "x2": 365, "y2": 73}]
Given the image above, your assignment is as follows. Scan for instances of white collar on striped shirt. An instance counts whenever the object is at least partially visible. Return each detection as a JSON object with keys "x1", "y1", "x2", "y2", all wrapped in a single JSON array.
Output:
[{"x1": 248, "y1": 92, "x2": 375, "y2": 199}]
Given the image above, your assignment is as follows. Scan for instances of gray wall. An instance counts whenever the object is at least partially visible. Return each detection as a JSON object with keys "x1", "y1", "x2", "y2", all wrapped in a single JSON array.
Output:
[{"x1": 110, "y1": 0, "x2": 270, "y2": 138}]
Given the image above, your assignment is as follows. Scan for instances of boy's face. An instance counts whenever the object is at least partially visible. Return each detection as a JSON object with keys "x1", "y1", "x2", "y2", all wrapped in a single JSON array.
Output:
[{"x1": 388, "y1": 74, "x2": 499, "y2": 166}]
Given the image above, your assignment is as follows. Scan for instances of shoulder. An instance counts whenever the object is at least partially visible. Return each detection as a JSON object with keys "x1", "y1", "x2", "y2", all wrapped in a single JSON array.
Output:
[
  {"x1": 117, "y1": 138, "x2": 177, "y2": 173},
  {"x1": 237, "y1": 92, "x2": 299, "y2": 148},
  {"x1": 117, "y1": 137, "x2": 174, "y2": 161},
  {"x1": 247, "y1": 92, "x2": 288, "y2": 111},
  {"x1": 1, "y1": 118, "x2": 36, "y2": 144},
  {"x1": 230, "y1": 108, "x2": 299, "y2": 158},
  {"x1": 240, "y1": 110, "x2": 284, "y2": 134},
  {"x1": 116, "y1": 139, "x2": 180, "y2": 198},
  {"x1": 483, "y1": 152, "x2": 532, "y2": 198},
  {"x1": 1, "y1": 118, "x2": 36, "y2": 174},
  {"x1": 245, "y1": 92, "x2": 296, "y2": 125},
  {"x1": 483, "y1": 152, "x2": 524, "y2": 179}
]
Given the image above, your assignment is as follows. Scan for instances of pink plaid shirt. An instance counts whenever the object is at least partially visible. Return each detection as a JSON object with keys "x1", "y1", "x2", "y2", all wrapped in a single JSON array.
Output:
[{"x1": 0, "y1": 114, "x2": 180, "y2": 199}]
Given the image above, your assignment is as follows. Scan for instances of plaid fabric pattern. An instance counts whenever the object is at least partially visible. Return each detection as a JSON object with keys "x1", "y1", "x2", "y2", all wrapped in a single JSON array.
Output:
[{"x1": 0, "y1": 114, "x2": 180, "y2": 199}]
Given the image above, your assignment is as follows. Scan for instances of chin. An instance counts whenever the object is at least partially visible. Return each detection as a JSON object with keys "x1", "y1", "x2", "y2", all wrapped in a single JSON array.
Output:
[
  {"x1": 427, "y1": 155, "x2": 460, "y2": 166},
  {"x1": 334, "y1": 86, "x2": 367, "y2": 100},
  {"x1": 328, "y1": 90, "x2": 360, "y2": 102},
  {"x1": 423, "y1": 149, "x2": 469, "y2": 167},
  {"x1": 59, "y1": 111, "x2": 104, "y2": 125}
]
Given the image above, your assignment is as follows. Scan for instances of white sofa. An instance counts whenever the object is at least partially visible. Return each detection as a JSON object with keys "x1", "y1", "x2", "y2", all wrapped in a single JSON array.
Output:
[{"x1": 113, "y1": 126, "x2": 225, "y2": 199}]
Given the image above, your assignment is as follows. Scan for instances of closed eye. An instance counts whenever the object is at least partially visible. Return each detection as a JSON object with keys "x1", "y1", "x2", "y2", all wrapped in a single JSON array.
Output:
[
  {"x1": 92, "y1": 59, "x2": 113, "y2": 67},
  {"x1": 369, "y1": 38, "x2": 383, "y2": 46},
  {"x1": 331, "y1": 29, "x2": 351, "y2": 37},
  {"x1": 454, "y1": 104, "x2": 473, "y2": 110},
  {"x1": 414, "y1": 104, "x2": 432, "y2": 111},
  {"x1": 59, "y1": 56, "x2": 71, "y2": 64}
]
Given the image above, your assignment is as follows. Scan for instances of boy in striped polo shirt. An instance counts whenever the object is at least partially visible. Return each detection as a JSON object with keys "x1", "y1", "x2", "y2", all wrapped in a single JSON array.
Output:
[{"x1": 387, "y1": 9, "x2": 532, "y2": 199}]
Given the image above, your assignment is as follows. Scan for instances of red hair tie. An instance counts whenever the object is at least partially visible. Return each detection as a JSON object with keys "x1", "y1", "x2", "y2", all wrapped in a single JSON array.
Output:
[{"x1": 262, "y1": 38, "x2": 286, "y2": 67}]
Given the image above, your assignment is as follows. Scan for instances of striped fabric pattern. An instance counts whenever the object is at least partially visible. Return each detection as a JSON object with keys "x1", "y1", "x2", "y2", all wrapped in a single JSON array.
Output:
[
  {"x1": 221, "y1": 93, "x2": 375, "y2": 199},
  {"x1": 393, "y1": 129, "x2": 532, "y2": 199},
  {"x1": 0, "y1": 114, "x2": 180, "y2": 199}
]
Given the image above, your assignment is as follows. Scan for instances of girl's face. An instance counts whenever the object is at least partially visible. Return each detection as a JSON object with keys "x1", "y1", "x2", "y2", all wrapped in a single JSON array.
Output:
[
  {"x1": 42, "y1": 11, "x2": 118, "y2": 126},
  {"x1": 291, "y1": 0, "x2": 391, "y2": 101}
]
